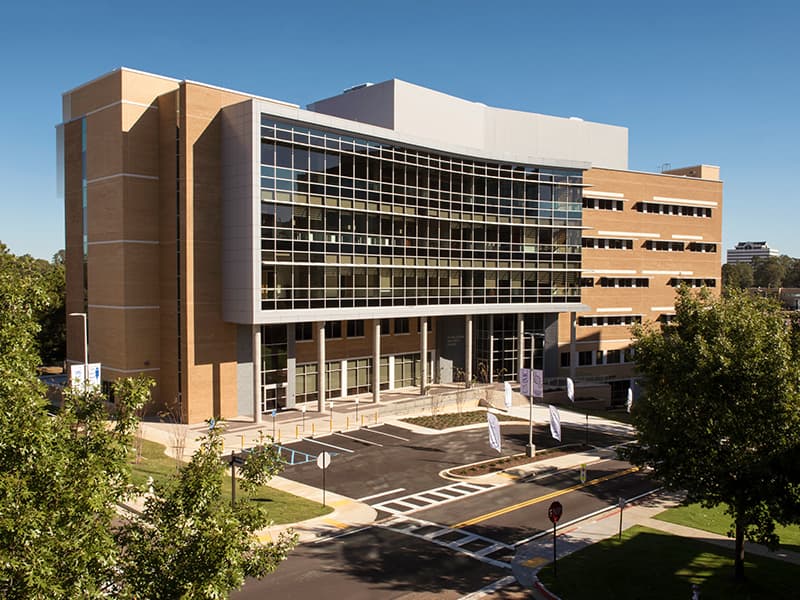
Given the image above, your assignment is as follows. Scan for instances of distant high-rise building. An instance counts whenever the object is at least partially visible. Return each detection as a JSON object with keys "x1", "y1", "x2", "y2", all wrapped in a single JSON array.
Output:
[{"x1": 726, "y1": 241, "x2": 779, "y2": 264}]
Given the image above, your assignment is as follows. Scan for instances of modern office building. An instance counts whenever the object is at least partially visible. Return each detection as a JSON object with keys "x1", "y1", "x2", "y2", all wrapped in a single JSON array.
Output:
[
  {"x1": 59, "y1": 68, "x2": 722, "y2": 422},
  {"x1": 726, "y1": 241, "x2": 779, "y2": 264}
]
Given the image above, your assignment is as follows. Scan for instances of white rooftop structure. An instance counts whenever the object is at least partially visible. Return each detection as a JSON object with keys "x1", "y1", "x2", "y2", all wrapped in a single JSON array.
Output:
[{"x1": 308, "y1": 79, "x2": 629, "y2": 171}]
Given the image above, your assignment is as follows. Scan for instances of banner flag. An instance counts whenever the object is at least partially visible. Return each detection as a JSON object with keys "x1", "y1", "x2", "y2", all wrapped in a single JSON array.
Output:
[
  {"x1": 532, "y1": 369, "x2": 544, "y2": 398},
  {"x1": 549, "y1": 404, "x2": 562, "y2": 441},
  {"x1": 519, "y1": 368, "x2": 531, "y2": 396},
  {"x1": 626, "y1": 387, "x2": 634, "y2": 413},
  {"x1": 487, "y1": 412, "x2": 502, "y2": 453},
  {"x1": 566, "y1": 377, "x2": 575, "y2": 402},
  {"x1": 503, "y1": 381, "x2": 513, "y2": 410}
]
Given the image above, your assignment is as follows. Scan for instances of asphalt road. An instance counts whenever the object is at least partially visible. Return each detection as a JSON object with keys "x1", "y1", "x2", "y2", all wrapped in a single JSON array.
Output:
[
  {"x1": 234, "y1": 421, "x2": 648, "y2": 599},
  {"x1": 276, "y1": 422, "x2": 631, "y2": 501}
]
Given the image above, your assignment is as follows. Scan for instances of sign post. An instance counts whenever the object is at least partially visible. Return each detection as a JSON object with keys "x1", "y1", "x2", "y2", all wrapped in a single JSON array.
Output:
[
  {"x1": 548, "y1": 501, "x2": 563, "y2": 577},
  {"x1": 618, "y1": 496, "x2": 626, "y2": 540},
  {"x1": 317, "y1": 451, "x2": 332, "y2": 507},
  {"x1": 579, "y1": 463, "x2": 587, "y2": 484}
]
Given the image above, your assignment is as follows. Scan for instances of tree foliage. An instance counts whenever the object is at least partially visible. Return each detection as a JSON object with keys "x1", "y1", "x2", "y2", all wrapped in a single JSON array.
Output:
[
  {"x1": 721, "y1": 262, "x2": 754, "y2": 290},
  {"x1": 0, "y1": 256, "x2": 296, "y2": 598},
  {"x1": 629, "y1": 288, "x2": 800, "y2": 580},
  {"x1": 0, "y1": 242, "x2": 65, "y2": 366},
  {"x1": 115, "y1": 427, "x2": 296, "y2": 599}
]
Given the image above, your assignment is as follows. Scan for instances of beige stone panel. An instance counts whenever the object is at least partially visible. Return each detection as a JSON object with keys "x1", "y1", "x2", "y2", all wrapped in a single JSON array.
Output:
[
  {"x1": 87, "y1": 178, "x2": 125, "y2": 241},
  {"x1": 67, "y1": 71, "x2": 122, "y2": 119},
  {"x1": 219, "y1": 361, "x2": 239, "y2": 419},
  {"x1": 88, "y1": 307, "x2": 127, "y2": 370},
  {"x1": 122, "y1": 104, "x2": 161, "y2": 177},
  {"x1": 185, "y1": 362, "x2": 216, "y2": 423},
  {"x1": 122, "y1": 243, "x2": 160, "y2": 306},
  {"x1": 121, "y1": 177, "x2": 160, "y2": 241},
  {"x1": 123, "y1": 307, "x2": 161, "y2": 371},
  {"x1": 183, "y1": 83, "x2": 249, "y2": 122},
  {"x1": 86, "y1": 105, "x2": 123, "y2": 181},
  {"x1": 86, "y1": 307, "x2": 160, "y2": 375},
  {"x1": 120, "y1": 70, "x2": 179, "y2": 107}
]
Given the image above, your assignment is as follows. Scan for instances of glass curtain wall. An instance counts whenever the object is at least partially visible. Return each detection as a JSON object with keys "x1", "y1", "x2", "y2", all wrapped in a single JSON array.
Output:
[
  {"x1": 258, "y1": 117, "x2": 583, "y2": 312},
  {"x1": 475, "y1": 314, "x2": 545, "y2": 382}
]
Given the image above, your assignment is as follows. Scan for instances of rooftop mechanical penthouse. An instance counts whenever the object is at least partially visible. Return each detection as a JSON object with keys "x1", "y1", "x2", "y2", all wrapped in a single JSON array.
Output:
[{"x1": 60, "y1": 69, "x2": 721, "y2": 423}]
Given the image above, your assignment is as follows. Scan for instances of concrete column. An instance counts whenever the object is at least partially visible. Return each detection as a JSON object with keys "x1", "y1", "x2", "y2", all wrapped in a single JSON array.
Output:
[
  {"x1": 372, "y1": 320, "x2": 380, "y2": 403},
  {"x1": 489, "y1": 317, "x2": 494, "y2": 383},
  {"x1": 341, "y1": 359, "x2": 348, "y2": 397},
  {"x1": 286, "y1": 324, "x2": 296, "y2": 409},
  {"x1": 252, "y1": 325, "x2": 262, "y2": 424},
  {"x1": 517, "y1": 314, "x2": 525, "y2": 375},
  {"x1": 489, "y1": 335, "x2": 494, "y2": 384},
  {"x1": 569, "y1": 311, "x2": 577, "y2": 380},
  {"x1": 388, "y1": 355, "x2": 395, "y2": 390},
  {"x1": 420, "y1": 318, "x2": 428, "y2": 395},
  {"x1": 465, "y1": 315, "x2": 473, "y2": 387},
  {"x1": 317, "y1": 321, "x2": 326, "y2": 412}
]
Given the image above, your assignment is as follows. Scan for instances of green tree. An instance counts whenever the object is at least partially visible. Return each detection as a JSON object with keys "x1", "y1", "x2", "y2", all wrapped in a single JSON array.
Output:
[
  {"x1": 629, "y1": 288, "x2": 800, "y2": 581},
  {"x1": 0, "y1": 254, "x2": 295, "y2": 598},
  {"x1": 752, "y1": 255, "x2": 791, "y2": 288},
  {"x1": 0, "y1": 242, "x2": 66, "y2": 366},
  {"x1": 784, "y1": 258, "x2": 800, "y2": 288},
  {"x1": 115, "y1": 426, "x2": 296, "y2": 599},
  {"x1": 721, "y1": 262, "x2": 754, "y2": 290}
]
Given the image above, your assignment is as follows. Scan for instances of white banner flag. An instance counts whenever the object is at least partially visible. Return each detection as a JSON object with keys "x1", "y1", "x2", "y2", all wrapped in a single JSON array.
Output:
[
  {"x1": 532, "y1": 369, "x2": 544, "y2": 398},
  {"x1": 549, "y1": 404, "x2": 562, "y2": 441},
  {"x1": 519, "y1": 368, "x2": 531, "y2": 396},
  {"x1": 487, "y1": 412, "x2": 502, "y2": 453},
  {"x1": 503, "y1": 381, "x2": 513, "y2": 410},
  {"x1": 626, "y1": 387, "x2": 634, "y2": 413},
  {"x1": 566, "y1": 377, "x2": 575, "y2": 403}
]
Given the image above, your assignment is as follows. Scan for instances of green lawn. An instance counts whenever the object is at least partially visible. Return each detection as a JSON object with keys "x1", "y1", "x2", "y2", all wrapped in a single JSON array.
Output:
[
  {"x1": 655, "y1": 502, "x2": 800, "y2": 552},
  {"x1": 130, "y1": 439, "x2": 331, "y2": 525},
  {"x1": 537, "y1": 525, "x2": 800, "y2": 599}
]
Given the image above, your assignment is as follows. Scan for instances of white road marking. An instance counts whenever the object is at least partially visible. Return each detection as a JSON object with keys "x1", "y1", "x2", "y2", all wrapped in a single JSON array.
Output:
[
  {"x1": 364, "y1": 427, "x2": 410, "y2": 441},
  {"x1": 333, "y1": 432, "x2": 383, "y2": 446},
  {"x1": 372, "y1": 481, "x2": 501, "y2": 516},
  {"x1": 379, "y1": 516, "x2": 513, "y2": 569},
  {"x1": 301, "y1": 437, "x2": 354, "y2": 453},
  {"x1": 357, "y1": 488, "x2": 406, "y2": 502}
]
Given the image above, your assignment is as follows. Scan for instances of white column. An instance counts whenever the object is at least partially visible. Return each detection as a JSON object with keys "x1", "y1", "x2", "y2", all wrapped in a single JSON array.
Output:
[
  {"x1": 489, "y1": 335, "x2": 494, "y2": 384},
  {"x1": 465, "y1": 315, "x2": 473, "y2": 387},
  {"x1": 317, "y1": 322, "x2": 326, "y2": 412},
  {"x1": 569, "y1": 311, "x2": 577, "y2": 380},
  {"x1": 518, "y1": 314, "x2": 525, "y2": 375},
  {"x1": 373, "y1": 320, "x2": 380, "y2": 403},
  {"x1": 252, "y1": 325, "x2": 262, "y2": 424},
  {"x1": 388, "y1": 355, "x2": 395, "y2": 390},
  {"x1": 420, "y1": 318, "x2": 428, "y2": 395},
  {"x1": 341, "y1": 359, "x2": 348, "y2": 397}
]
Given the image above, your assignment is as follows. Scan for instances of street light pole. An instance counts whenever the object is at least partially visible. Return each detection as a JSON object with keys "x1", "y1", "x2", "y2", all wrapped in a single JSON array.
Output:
[
  {"x1": 69, "y1": 312, "x2": 88, "y2": 389},
  {"x1": 526, "y1": 332, "x2": 545, "y2": 458}
]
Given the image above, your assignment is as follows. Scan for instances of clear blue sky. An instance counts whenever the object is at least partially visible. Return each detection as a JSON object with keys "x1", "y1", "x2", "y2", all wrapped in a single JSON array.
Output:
[{"x1": 1, "y1": 0, "x2": 798, "y2": 260}]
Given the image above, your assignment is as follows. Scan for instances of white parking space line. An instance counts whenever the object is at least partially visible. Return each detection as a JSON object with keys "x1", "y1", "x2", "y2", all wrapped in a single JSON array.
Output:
[
  {"x1": 301, "y1": 437, "x2": 354, "y2": 453},
  {"x1": 357, "y1": 488, "x2": 406, "y2": 502},
  {"x1": 332, "y1": 432, "x2": 383, "y2": 446},
  {"x1": 364, "y1": 427, "x2": 410, "y2": 441}
]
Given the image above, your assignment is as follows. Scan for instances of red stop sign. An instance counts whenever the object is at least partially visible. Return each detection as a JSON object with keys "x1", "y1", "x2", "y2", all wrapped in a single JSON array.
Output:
[{"x1": 548, "y1": 501, "x2": 563, "y2": 524}]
